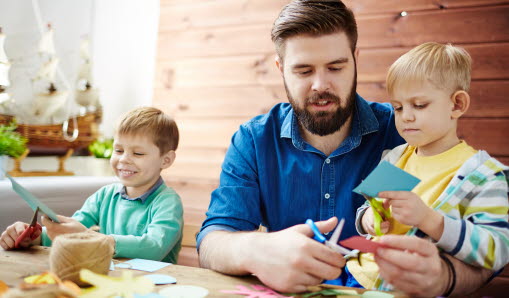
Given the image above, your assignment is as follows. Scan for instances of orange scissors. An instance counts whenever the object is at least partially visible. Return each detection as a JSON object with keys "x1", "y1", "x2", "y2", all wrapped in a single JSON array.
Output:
[{"x1": 14, "y1": 207, "x2": 42, "y2": 248}]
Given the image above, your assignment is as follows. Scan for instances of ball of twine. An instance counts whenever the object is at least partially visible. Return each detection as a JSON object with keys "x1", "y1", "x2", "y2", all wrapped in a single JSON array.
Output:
[{"x1": 49, "y1": 230, "x2": 114, "y2": 286}]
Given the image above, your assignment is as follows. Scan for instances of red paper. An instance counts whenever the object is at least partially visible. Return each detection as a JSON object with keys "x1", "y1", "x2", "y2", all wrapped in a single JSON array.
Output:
[{"x1": 339, "y1": 236, "x2": 387, "y2": 253}]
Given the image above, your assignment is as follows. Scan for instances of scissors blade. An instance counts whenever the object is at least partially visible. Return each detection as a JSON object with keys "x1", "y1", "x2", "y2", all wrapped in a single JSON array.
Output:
[
  {"x1": 329, "y1": 218, "x2": 344, "y2": 245},
  {"x1": 29, "y1": 207, "x2": 39, "y2": 227}
]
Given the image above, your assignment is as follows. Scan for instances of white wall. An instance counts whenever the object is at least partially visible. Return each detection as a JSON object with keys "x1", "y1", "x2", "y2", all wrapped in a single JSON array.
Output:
[{"x1": 0, "y1": 0, "x2": 159, "y2": 137}]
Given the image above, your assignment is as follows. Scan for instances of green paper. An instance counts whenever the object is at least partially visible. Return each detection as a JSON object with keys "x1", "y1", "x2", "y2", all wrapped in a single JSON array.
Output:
[
  {"x1": 5, "y1": 174, "x2": 60, "y2": 222},
  {"x1": 301, "y1": 288, "x2": 360, "y2": 297}
]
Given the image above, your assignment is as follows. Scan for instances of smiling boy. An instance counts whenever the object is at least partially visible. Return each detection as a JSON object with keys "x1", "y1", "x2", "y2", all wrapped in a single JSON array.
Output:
[{"x1": 0, "y1": 107, "x2": 183, "y2": 264}]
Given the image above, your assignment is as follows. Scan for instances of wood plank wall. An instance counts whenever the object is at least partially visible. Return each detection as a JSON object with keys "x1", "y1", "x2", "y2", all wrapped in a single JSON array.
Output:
[{"x1": 154, "y1": 0, "x2": 509, "y2": 268}]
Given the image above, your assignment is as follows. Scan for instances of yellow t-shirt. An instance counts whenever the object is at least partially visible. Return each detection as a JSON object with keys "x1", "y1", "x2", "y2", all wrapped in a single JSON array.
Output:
[{"x1": 347, "y1": 141, "x2": 477, "y2": 289}]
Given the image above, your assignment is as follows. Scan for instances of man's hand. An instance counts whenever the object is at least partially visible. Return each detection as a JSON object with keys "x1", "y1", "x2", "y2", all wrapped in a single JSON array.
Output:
[
  {"x1": 361, "y1": 206, "x2": 390, "y2": 235},
  {"x1": 245, "y1": 217, "x2": 346, "y2": 292},
  {"x1": 375, "y1": 235, "x2": 448, "y2": 296},
  {"x1": 0, "y1": 221, "x2": 41, "y2": 250},
  {"x1": 42, "y1": 215, "x2": 87, "y2": 240},
  {"x1": 199, "y1": 217, "x2": 346, "y2": 293}
]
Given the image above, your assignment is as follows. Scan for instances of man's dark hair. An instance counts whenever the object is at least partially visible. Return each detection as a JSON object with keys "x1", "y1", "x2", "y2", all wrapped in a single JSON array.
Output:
[{"x1": 271, "y1": 0, "x2": 358, "y2": 61}]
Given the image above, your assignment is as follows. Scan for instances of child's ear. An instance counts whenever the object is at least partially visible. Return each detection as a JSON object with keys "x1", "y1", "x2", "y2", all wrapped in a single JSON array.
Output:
[
  {"x1": 161, "y1": 150, "x2": 176, "y2": 169},
  {"x1": 451, "y1": 90, "x2": 470, "y2": 119}
]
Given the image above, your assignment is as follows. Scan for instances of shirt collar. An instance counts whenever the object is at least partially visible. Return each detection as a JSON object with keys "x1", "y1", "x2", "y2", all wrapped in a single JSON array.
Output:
[
  {"x1": 280, "y1": 94, "x2": 380, "y2": 151},
  {"x1": 115, "y1": 176, "x2": 164, "y2": 204}
]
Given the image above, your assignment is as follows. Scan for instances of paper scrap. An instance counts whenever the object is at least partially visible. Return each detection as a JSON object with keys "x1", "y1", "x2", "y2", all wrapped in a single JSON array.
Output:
[
  {"x1": 221, "y1": 284, "x2": 291, "y2": 298},
  {"x1": 109, "y1": 261, "x2": 115, "y2": 271},
  {"x1": 115, "y1": 259, "x2": 171, "y2": 272},
  {"x1": 339, "y1": 236, "x2": 387, "y2": 254},
  {"x1": 5, "y1": 174, "x2": 60, "y2": 222},
  {"x1": 79, "y1": 269, "x2": 154, "y2": 298},
  {"x1": 159, "y1": 285, "x2": 209, "y2": 298},
  {"x1": 144, "y1": 274, "x2": 177, "y2": 285},
  {"x1": 302, "y1": 288, "x2": 359, "y2": 297},
  {"x1": 362, "y1": 290, "x2": 394, "y2": 298},
  {"x1": 353, "y1": 161, "x2": 420, "y2": 198}
]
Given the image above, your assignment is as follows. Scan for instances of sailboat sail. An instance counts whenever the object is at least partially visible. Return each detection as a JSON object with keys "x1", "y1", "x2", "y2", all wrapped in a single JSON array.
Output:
[
  {"x1": 0, "y1": 27, "x2": 12, "y2": 107},
  {"x1": 75, "y1": 38, "x2": 99, "y2": 109}
]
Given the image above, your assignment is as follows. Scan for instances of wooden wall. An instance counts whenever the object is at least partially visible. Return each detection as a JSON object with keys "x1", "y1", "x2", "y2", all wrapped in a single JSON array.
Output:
[{"x1": 154, "y1": 0, "x2": 509, "y2": 269}]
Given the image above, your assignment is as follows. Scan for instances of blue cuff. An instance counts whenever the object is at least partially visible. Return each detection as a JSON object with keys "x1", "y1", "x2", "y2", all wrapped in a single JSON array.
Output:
[{"x1": 196, "y1": 224, "x2": 238, "y2": 252}]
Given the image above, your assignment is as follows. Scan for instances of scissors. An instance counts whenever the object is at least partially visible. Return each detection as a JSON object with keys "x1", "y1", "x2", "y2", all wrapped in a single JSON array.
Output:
[
  {"x1": 362, "y1": 193, "x2": 391, "y2": 236},
  {"x1": 306, "y1": 218, "x2": 359, "y2": 259},
  {"x1": 14, "y1": 207, "x2": 42, "y2": 249}
]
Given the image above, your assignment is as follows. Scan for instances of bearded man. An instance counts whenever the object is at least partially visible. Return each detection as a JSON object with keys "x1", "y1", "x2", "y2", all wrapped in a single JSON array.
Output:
[{"x1": 197, "y1": 1, "x2": 493, "y2": 296}]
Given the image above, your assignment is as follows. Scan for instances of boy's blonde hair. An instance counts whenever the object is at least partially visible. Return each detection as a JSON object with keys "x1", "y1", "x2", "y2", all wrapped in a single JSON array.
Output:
[
  {"x1": 387, "y1": 42, "x2": 471, "y2": 95},
  {"x1": 116, "y1": 107, "x2": 179, "y2": 155}
]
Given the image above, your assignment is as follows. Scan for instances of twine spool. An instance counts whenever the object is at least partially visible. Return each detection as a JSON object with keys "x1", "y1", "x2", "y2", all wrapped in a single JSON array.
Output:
[{"x1": 49, "y1": 231, "x2": 114, "y2": 286}]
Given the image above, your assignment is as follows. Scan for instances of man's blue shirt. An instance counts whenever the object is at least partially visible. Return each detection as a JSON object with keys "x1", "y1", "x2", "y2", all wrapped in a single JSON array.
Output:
[{"x1": 197, "y1": 95, "x2": 404, "y2": 248}]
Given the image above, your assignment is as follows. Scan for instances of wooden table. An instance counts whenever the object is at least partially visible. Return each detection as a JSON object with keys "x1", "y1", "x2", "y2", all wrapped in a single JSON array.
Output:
[{"x1": 0, "y1": 246, "x2": 401, "y2": 297}]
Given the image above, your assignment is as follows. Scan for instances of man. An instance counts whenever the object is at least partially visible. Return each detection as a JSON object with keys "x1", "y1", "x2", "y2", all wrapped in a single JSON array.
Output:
[{"x1": 197, "y1": 0, "x2": 493, "y2": 295}]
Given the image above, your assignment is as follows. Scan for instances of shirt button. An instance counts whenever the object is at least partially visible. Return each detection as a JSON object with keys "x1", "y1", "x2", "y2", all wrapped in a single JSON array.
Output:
[
  {"x1": 325, "y1": 158, "x2": 331, "y2": 164},
  {"x1": 325, "y1": 193, "x2": 330, "y2": 199}
]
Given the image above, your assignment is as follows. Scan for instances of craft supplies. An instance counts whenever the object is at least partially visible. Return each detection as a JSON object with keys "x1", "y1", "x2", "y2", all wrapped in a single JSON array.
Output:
[{"x1": 49, "y1": 231, "x2": 114, "y2": 286}]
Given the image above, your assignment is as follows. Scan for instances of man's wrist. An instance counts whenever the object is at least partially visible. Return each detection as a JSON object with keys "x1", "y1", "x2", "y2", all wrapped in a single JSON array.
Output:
[{"x1": 439, "y1": 253, "x2": 456, "y2": 297}]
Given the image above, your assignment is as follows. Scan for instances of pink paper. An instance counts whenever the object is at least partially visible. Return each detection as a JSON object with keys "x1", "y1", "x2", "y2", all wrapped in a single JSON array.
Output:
[
  {"x1": 221, "y1": 284, "x2": 293, "y2": 298},
  {"x1": 339, "y1": 236, "x2": 387, "y2": 253}
]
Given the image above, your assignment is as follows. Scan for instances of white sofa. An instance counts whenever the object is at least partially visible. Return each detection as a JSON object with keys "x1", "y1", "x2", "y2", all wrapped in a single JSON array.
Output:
[{"x1": 0, "y1": 176, "x2": 118, "y2": 231}]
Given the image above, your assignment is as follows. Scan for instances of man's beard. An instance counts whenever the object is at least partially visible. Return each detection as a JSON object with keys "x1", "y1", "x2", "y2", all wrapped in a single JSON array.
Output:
[{"x1": 284, "y1": 73, "x2": 357, "y2": 137}]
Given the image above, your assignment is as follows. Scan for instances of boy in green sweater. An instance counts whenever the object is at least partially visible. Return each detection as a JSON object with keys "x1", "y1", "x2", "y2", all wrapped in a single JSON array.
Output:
[{"x1": 0, "y1": 107, "x2": 183, "y2": 263}]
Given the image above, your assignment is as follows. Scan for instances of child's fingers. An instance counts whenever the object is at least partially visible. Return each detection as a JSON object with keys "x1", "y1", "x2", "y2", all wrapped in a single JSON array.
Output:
[
  {"x1": 381, "y1": 221, "x2": 390, "y2": 234},
  {"x1": 378, "y1": 191, "x2": 412, "y2": 200},
  {"x1": 0, "y1": 234, "x2": 15, "y2": 250}
]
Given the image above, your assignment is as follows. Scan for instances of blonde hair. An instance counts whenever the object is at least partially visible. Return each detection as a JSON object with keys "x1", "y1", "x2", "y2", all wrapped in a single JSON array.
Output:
[
  {"x1": 116, "y1": 107, "x2": 179, "y2": 154},
  {"x1": 387, "y1": 42, "x2": 471, "y2": 95}
]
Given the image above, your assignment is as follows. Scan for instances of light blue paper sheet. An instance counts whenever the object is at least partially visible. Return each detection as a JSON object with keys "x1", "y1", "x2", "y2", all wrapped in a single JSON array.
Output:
[
  {"x1": 115, "y1": 259, "x2": 171, "y2": 272},
  {"x1": 353, "y1": 161, "x2": 421, "y2": 197},
  {"x1": 5, "y1": 174, "x2": 60, "y2": 222}
]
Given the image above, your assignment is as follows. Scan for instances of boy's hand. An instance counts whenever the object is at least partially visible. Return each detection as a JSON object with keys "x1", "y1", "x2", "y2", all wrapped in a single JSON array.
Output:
[
  {"x1": 361, "y1": 206, "x2": 390, "y2": 236},
  {"x1": 42, "y1": 215, "x2": 87, "y2": 240},
  {"x1": 378, "y1": 191, "x2": 430, "y2": 228},
  {"x1": 0, "y1": 221, "x2": 41, "y2": 250}
]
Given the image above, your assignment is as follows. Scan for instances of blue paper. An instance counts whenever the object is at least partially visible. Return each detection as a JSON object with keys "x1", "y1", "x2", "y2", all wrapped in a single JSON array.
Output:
[
  {"x1": 5, "y1": 174, "x2": 60, "y2": 222},
  {"x1": 115, "y1": 259, "x2": 171, "y2": 272},
  {"x1": 144, "y1": 274, "x2": 177, "y2": 285},
  {"x1": 353, "y1": 161, "x2": 421, "y2": 197}
]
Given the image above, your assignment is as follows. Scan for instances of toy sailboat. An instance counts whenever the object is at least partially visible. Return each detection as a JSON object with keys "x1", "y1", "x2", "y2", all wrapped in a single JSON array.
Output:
[{"x1": 0, "y1": 25, "x2": 101, "y2": 176}]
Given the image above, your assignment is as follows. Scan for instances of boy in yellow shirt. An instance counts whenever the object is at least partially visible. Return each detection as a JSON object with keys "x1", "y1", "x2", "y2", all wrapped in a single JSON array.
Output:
[{"x1": 335, "y1": 42, "x2": 509, "y2": 291}]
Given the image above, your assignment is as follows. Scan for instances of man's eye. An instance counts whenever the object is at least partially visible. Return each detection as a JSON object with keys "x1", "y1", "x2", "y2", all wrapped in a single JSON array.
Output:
[
  {"x1": 299, "y1": 70, "x2": 312, "y2": 75},
  {"x1": 414, "y1": 104, "x2": 428, "y2": 109},
  {"x1": 329, "y1": 67, "x2": 342, "y2": 72}
]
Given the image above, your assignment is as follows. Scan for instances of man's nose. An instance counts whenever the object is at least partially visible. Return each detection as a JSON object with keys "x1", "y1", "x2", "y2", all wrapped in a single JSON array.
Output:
[{"x1": 311, "y1": 71, "x2": 331, "y2": 93}]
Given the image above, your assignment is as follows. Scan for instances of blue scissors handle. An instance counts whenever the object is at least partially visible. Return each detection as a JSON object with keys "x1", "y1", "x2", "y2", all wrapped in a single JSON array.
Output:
[{"x1": 305, "y1": 219, "x2": 326, "y2": 243}]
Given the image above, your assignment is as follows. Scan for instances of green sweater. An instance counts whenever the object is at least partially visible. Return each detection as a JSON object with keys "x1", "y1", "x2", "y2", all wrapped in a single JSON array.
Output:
[{"x1": 42, "y1": 183, "x2": 183, "y2": 263}]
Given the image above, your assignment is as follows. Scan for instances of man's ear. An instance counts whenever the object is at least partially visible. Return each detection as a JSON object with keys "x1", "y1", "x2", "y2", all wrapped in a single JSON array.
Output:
[
  {"x1": 451, "y1": 90, "x2": 470, "y2": 119},
  {"x1": 275, "y1": 55, "x2": 284, "y2": 75},
  {"x1": 354, "y1": 48, "x2": 359, "y2": 63},
  {"x1": 161, "y1": 150, "x2": 176, "y2": 169}
]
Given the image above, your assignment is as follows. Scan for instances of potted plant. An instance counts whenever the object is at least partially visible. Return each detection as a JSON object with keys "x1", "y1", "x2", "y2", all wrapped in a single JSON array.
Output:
[
  {"x1": 87, "y1": 138, "x2": 114, "y2": 176},
  {"x1": 0, "y1": 121, "x2": 27, "y2": 178}
]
